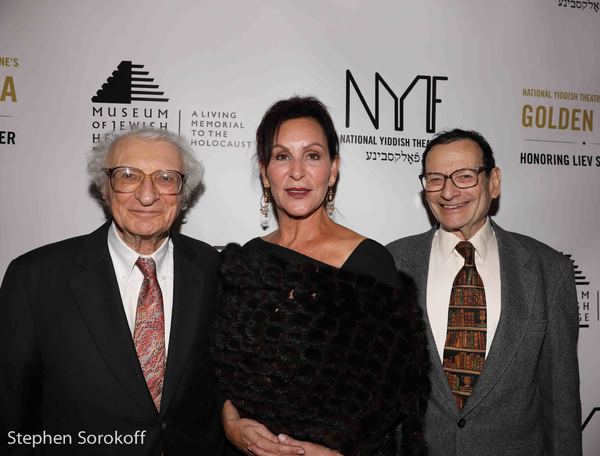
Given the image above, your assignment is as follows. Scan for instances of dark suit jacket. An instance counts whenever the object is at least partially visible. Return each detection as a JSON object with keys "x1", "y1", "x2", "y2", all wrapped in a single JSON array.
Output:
[
  {"x1": 0, "y1": 222, "x2": 226, "y2": 455},
  {"x1": 387, "y1": 221, "x2": 582, "y2": 456}
]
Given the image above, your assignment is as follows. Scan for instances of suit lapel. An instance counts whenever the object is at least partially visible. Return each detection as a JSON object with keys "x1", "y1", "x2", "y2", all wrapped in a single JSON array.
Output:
[
  {"x1": 68, "y1": 223, "x2": 157, "y2": 417},
  {"x1": 461, "y1": 222, "x2": 535, "y2": 415},
  {"x1": 159, "y1": 233, "x2": 210, "y2": 415},
  {"x1": 404, "y1": 228, "x2": 461, "y2": 414}
]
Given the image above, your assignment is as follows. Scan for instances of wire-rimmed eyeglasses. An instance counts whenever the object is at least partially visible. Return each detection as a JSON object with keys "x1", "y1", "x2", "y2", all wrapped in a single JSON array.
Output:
[{"x1": 105, "y1": 166, "x2": 185, "y2": 195}]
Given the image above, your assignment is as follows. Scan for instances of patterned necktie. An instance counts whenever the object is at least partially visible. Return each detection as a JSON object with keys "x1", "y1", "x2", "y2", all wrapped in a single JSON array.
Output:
[
  {"x1": 443, "y1": 241, "x2": 487, "y2": 410},
  {"x1": 134, "y1": 257, "x2": 166, "y2": 411}
]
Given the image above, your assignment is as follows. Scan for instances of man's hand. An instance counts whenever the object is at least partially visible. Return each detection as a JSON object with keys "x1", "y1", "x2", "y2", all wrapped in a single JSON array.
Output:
[{"x1": 222, "y1": 400, "x2": 305, "y2": 455}]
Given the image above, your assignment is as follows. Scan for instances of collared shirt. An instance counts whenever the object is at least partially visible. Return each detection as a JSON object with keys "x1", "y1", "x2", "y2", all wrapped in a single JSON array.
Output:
[
  {"x1": 107, "y1": 222, "x2": 174, "y2": 354},
  {"x1": 426, "y1": 218, "x2": 501, "y2": 362}
]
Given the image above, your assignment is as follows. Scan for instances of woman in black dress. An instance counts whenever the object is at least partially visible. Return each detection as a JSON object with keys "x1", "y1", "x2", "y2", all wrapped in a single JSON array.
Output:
[{"x1": 210, "y1": 96, "x2": 429, "y2": 456}]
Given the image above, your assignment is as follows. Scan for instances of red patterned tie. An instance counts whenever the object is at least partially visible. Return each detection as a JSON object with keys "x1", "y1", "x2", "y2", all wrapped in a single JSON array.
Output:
[
  {"x1": 443, "y1": 241, "x2": 486, "y2": 409},
  {"x1": 134, "y1": 257, "x2": 166, "y2": 411}
]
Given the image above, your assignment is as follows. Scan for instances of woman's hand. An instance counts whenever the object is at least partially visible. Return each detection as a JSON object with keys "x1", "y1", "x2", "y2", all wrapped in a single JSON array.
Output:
[{"x1": 222, "y1": 400, "x2": 305, "y2": 455}]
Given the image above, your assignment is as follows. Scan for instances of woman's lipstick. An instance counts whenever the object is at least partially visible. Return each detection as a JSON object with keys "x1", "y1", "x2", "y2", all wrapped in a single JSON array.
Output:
[{"x1": 285, "y1": 187, "x2": 310, "y2": 198}]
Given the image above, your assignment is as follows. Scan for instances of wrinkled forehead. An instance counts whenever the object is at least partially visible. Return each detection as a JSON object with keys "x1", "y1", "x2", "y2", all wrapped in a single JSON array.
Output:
[{"x1": 107, "y1": 136, "x2": 184, "y2": 171}]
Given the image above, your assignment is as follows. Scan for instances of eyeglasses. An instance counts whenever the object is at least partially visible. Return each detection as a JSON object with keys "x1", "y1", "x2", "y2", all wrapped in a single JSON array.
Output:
[
  {"x1": 419, "y1": 166, "x2": 488, "y2": 192},
  {"x1": 105, "y1": 167, "x2": 185, "y2": 195}
]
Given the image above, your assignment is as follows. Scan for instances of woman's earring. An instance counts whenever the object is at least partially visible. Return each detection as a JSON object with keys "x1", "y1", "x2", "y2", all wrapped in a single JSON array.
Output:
[
  {"x1": 260, "y1": 186, "x2": 270, "y2": 230},
  {"x1": 326, "y1": 183, "x2": 335, "y2": 216}
]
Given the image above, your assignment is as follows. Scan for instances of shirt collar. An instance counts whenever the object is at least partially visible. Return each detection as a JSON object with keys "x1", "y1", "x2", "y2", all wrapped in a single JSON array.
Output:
[
  {"x1": 436, "y1": 217, "x2": 495, "y2": 262},
  {"x1": 107, "y1": 222, "x2": 172, "y2": 280}
]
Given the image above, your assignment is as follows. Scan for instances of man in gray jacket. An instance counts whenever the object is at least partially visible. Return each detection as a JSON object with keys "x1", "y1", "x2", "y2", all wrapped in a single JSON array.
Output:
[{"x1": 387, "y1": 128, "x2": 581, "y2": 456}]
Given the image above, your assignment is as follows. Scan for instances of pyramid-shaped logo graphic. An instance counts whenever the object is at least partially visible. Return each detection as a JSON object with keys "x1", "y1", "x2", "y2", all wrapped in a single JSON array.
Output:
[
  {"x1": 566, "y1": 254, "x2": 590, "y2": 286},
  {"x1": 92, "y1": 61, "x2": 169, "y2": 104}
]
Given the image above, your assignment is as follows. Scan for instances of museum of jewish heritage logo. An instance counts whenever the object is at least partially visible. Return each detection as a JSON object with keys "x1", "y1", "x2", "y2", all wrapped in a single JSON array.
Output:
[
  {"x1": 90, "y1": 61, "x2": 171, "y2": 143},
  {"x1": 564, "y1": 253, "x2": 599, "y2": 329},
  {"x1": 92, "y1": 61, "x2": 168, "y2": 104}
]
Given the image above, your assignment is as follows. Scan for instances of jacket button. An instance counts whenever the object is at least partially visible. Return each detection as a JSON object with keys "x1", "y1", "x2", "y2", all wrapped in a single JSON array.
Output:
[
  {"x1": 161, "y1": 421, "x2": 167, "y2": 430},
  {"x1": 457, "y1": 418, "x2": 466, "y2": 428}
]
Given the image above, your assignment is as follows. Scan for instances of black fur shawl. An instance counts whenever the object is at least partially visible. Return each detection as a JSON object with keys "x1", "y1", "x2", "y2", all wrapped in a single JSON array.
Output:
[{"x1": 210, "y1": 243, "x2": 430, "y2": 455}]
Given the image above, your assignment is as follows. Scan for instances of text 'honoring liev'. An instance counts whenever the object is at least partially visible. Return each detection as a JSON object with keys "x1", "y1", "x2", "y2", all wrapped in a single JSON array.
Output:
[{"x1": 520, "y1": 153, "x2": 600, "y2": 167}]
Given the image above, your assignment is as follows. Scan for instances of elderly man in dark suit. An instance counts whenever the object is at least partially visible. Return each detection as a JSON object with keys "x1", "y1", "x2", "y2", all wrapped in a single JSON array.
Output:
[
  {"x1": 387, "y1": 129, "x2": 582, "y2": 456},
  {"x1": 0, "y1": 128, "x2": 225, "y2": 455}
]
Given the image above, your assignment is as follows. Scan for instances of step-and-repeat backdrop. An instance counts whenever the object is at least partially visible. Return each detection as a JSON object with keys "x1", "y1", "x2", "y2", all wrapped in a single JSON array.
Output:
[{"x1": 1, "y1": 0, "x2": 599, "y2": 452}]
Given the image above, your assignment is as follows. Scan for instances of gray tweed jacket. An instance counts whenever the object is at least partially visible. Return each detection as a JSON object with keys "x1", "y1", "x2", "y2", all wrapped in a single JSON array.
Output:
[{"x1": 386, "y1": 221, "x2": 582, "y2": 456}]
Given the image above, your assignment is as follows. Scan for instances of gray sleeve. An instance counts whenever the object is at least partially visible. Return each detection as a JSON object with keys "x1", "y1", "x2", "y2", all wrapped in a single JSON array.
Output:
[{"x1": 538, "y1": 253, "x2": 582, "y2": 455}]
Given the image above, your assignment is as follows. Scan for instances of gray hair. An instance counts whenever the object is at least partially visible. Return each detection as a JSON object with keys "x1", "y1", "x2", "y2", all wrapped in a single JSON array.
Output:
[{"x1": 87, "y1": 127, "x2": 203, "y2": 208}]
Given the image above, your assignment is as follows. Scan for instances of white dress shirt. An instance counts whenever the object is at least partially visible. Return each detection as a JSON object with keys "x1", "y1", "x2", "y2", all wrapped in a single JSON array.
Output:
[
  {"x1": 426, "y1": 218, "x2": 501, "y2": 362},
  {"x1": 107, "y1": 222, "x2": 174, "y2": 354}
]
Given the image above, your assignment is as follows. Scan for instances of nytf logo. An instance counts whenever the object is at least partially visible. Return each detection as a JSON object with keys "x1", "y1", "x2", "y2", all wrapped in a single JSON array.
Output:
[
  {"x1": 345, "y1": 70, "x2": 447, "y2": 133},
  {"x1": 565, "y1": 253, "x2": 599, "y2": 329}
]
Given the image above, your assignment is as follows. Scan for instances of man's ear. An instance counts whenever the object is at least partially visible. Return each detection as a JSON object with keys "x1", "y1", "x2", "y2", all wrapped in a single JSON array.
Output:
[
  {"x1": 100, "y1": 184, "x2": 110, "y2": 205},
  {"x1": 489, "y1": 167, "x2": 501, "y2": 199}
]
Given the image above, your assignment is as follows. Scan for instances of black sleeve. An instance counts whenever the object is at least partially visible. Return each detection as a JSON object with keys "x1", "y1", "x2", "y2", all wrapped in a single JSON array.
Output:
[
  {"x1": 343, "y1": 239, "x2": 403, "y2": 287},
  {"x1": 346, "y1": 241, "x2": 430, "y2": 456},
  {"x1": 0, "y1": 258, "x2": 43, "y2": 455}
]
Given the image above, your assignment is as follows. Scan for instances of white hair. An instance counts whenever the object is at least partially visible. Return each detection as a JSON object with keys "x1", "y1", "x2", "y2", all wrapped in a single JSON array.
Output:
[{"x1": 87, "y1": 127, "x2": 203, "y2": 207}]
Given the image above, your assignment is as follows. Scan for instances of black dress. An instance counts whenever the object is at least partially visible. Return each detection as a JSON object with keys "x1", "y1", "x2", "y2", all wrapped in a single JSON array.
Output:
[
  {"x1": 245, "y1": 238, "x2": 401, "y2": 286},
  {"x1": 210, "y1": 238, "x2": 429, "y2": 456}
]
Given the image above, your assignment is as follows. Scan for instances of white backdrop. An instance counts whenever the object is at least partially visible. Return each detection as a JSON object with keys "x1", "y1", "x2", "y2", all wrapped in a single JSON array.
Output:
[{"x1": 1, "y1": 0, "x2": 599, "y2": 453}]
